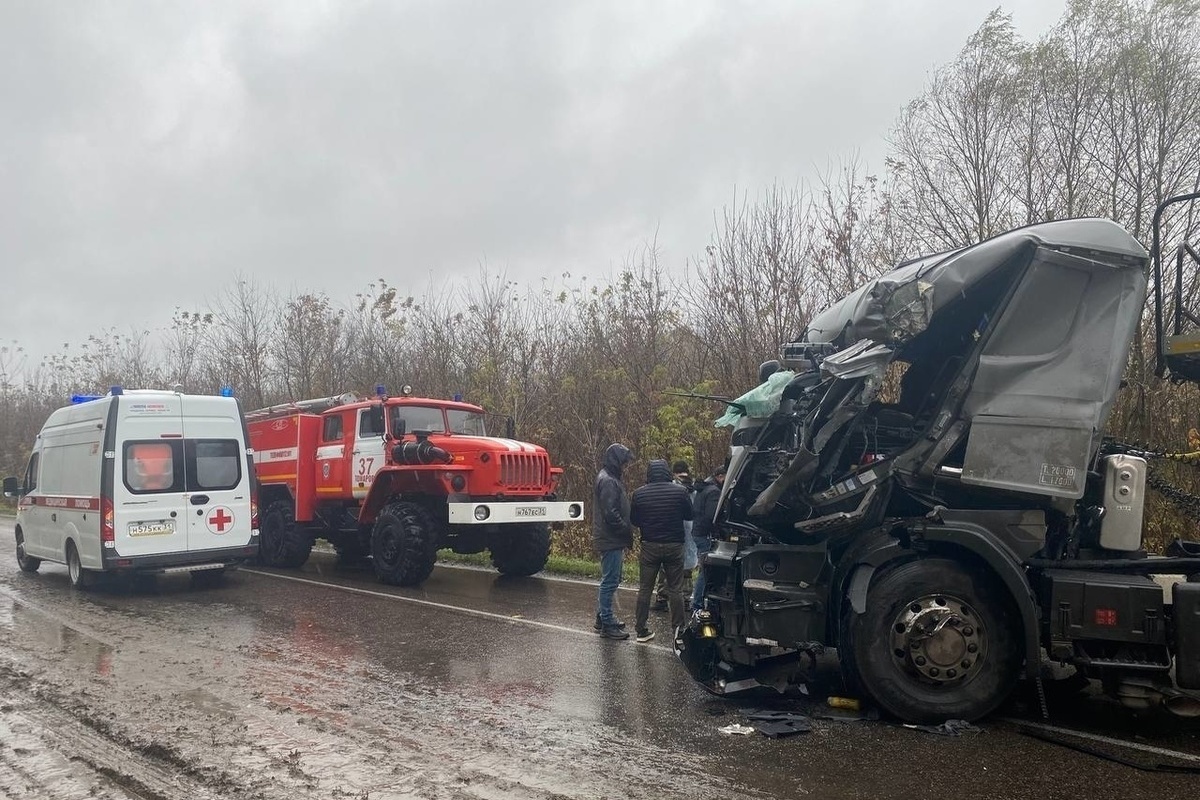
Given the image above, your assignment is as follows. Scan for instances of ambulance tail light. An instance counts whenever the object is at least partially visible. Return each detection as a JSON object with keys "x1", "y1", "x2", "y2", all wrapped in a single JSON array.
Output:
[
  {"x1": 101, "y1": 497, "x2": 115, "y2": 548},
  {"x1": 250, "y1": 493, "x2": 260, "y2": 530}
]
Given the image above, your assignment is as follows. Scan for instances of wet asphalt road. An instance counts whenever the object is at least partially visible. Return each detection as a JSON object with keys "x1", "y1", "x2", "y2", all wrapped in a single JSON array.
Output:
[{"x1": 1, "y1": 519, "x2": 1198, "y2": 799}]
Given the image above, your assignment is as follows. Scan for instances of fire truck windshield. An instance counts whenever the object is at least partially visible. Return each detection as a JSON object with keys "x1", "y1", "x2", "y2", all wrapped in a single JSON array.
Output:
[
  {"x1": 447, "y1": 409, "x2": 486, "y2": 436},
  {"x1": 390, "y1": 406, "x2": 446, "y2": 434},
  {"x1": 388, "y1": 405, "x2": 487, "y2": 436}
]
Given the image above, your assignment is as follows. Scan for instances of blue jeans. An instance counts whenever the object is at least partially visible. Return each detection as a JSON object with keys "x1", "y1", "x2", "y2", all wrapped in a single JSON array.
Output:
[
  {"x1": 691, "y1": 537, "x2": 713, "y2": 610},
  {"x1": 597, "y1": 548, "x2": 625, "y2": 625}
]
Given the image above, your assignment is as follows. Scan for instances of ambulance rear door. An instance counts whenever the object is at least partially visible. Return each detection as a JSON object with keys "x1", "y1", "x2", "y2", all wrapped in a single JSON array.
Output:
[
  {"x1": 113, "y1": 395, "x2": 190, "y2": 557},
  {"x1": 181, "y1": 395, "x2": 254, "y2": 553}
]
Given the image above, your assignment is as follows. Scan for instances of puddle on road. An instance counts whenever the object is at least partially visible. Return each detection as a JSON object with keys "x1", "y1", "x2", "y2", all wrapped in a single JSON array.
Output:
[{"x1": 0, "y1": 594, "x2": 116, "y2": 677}]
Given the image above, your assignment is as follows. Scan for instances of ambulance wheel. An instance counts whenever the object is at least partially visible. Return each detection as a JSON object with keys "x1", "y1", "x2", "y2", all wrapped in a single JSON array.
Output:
[
  {"x1": 259, "y1": 501, "x2": 313, "y2": 568},
  {"x1": 843, "y1": 557, "x2": 1020, "y2": 723},
  {"x1": 371, "y1": 501, "x2": 439, "y2": 587},
  {"x1": 489, "y1": 523, "x2": 551, "y2": 577},
  {"x1": 66, "y1": 541, "x2": 94, "y2": 589},
  {"x1": 15, "y1": 528, "x2": 40, "y2": 573}
]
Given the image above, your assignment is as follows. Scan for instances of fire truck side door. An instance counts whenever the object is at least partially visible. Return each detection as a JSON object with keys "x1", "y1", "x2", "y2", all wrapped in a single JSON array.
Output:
[
  {"x1": 351, "y1": 406, "x2": 386, "y2": 499},
  {"x1": 315, "y1": 413, "x2": 349, "y2": 498}
]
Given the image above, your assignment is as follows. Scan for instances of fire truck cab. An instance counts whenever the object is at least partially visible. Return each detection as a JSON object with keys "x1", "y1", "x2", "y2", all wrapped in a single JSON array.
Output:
[{"x1": 246, "y1": 389, "x2": 582, "y2": 587}]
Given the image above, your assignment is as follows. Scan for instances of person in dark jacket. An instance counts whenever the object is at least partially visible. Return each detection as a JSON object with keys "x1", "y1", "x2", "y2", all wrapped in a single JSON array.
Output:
[
  {"x1": 593, "y1": 442, "x2": 634, "y2": 639},
  {"x1": 690, "y1": 464, "x2": 726, "y2": 611},
  {"x1": 629, "y1": 459, "x2": 693, "y2": 641},
  {"x1": 653, "y1": 460, "x2": 696, "y2": 609}
]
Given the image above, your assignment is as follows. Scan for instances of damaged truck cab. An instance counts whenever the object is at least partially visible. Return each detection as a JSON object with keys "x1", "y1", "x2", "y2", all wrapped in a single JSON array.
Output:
[{"x1": 679, "y1": 214, "x2": 1200, "y2": 723}]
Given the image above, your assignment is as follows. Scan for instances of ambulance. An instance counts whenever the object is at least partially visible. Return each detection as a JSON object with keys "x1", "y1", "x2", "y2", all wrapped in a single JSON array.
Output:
[{"x1": 3, "y1": 388, "x2": 259, "y2": 587}]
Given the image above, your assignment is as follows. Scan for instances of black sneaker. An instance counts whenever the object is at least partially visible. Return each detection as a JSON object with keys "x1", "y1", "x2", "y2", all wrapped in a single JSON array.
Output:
[
  {"x1": 635, "y1": 628, "x2": 655, "y2": 643},
  {"x1": 601, "y1": 624, "x2": 630, "y2": 640},
  {"x1": 594, "y1": 614, "x2": 626, "y2": 632}
]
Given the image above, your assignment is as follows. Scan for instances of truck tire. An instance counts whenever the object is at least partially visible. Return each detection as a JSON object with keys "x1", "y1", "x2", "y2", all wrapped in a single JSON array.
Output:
[
  {"x1": 843, "y1": 557, "x2": 1020, "y2": 723},
  {"x1": 371, "y1": 501, "x2": 439, "y2": 586},
  {"x1": 66, "y1": 541, "x2": 94, "y2": 589},
  {"x1": 15, "y1": 528, "x2": 40, "y2": 573},
  {"x1": 259, "y1": 501, "x2": 313, "y2": 568},
  {"x1": 488, "y1": 523, "x2": 551, "y2": 577}
]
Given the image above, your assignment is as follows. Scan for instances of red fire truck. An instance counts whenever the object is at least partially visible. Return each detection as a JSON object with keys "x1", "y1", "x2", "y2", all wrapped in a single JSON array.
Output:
[{"x1": 245, "y1": 387, "x2": 583, "y2": 586}]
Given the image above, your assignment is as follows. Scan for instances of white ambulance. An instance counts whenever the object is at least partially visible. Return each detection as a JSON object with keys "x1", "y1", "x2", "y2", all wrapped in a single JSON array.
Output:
[{"x1": 3, "y1": 388, "x2": 259, "y2": 587}]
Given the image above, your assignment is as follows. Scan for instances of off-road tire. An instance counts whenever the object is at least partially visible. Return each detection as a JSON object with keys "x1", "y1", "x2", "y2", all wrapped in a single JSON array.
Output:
[
  {"x1": 15, "y1": 528, "x2": 40, "y2": 573},
  {"x1": 488, "y1": 523, "x2": 552, "y2": 577},
  {"x1": 66, "y1": 541, "x2": 94, "y2": 589},
  {"x1": 371, "y1": 501, "x2": 440, "y2": 586},
  {"x1": 843, "y1": 557, "x2": 1020, "y2": 723},
  {"x1": 259, "y1": 501, "x2": 313, "y2": 568}
]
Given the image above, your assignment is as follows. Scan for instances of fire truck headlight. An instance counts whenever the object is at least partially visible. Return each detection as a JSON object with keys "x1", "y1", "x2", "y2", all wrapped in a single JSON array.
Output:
[
  {"x1": 568, "y1": 504, "x2": 582, "y2": 518},
  {"x1": 450, "y1": 474, "x2": 467, "y2": 492},
  {"x1": 474, "y1": 505, "x2": 490, "y2": 521}
]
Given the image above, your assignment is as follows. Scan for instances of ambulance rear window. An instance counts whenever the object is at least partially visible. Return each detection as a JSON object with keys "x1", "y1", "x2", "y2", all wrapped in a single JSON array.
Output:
[
  {"x1": 124, "y1": 442, "x2": 183, "y2": 494},
  {"x1": 123, "y1": 439, "x2": 242, "y2": 494},
  {"x1": 187, "y1": 439, "x2": 242, "y2": 491}
]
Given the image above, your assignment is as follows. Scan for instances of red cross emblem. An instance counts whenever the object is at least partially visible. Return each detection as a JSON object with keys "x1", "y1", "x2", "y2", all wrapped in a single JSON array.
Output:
[{"x1": 207, "y1": 507, "x2": 233, "y2": 534}]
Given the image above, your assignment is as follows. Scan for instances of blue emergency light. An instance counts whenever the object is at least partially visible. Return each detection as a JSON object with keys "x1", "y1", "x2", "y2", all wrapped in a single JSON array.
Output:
[
  {"x1": 453, "y1": 393, "x2": 463, "y2": 402},
  {"x1": 220, "y1": 385, "x2": 235, "y2": 397},
  {"x1": 70, "y1": 394, "x2": 102, "y2": 404},
  {"x1": 375, "y1": 384, "x2": 387, "y2": 397}
]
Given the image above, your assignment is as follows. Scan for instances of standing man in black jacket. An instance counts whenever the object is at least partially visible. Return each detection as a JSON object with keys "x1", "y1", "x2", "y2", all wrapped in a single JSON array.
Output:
[
  {"x1": 630, "y1": 459, "x2": 693, "y2": 642},
  {"x1": 593, "y1": 443, "x2": 634, "y2": 639},
  {"x1": 690, "y1": 464, "x2": 726, "y2": 611}
]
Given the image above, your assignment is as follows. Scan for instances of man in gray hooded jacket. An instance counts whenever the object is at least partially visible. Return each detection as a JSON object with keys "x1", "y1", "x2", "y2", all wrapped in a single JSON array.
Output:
[{"x1": 592, "y1": 443, "x2": 634, "y2": 639}]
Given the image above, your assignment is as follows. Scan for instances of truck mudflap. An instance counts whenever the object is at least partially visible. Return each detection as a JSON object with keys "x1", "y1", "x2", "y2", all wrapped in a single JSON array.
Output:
[
  {"x1": 446, "y1": 501, "x2": 584, "y2": 525},
  {"x1": 1176, "y1": 582, "x2": 1200, "y2": 690}
]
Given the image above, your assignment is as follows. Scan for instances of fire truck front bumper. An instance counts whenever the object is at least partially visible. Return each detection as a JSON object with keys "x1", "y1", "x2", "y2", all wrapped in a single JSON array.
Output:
[{"x1": 448, "y1": 501, "x2": 584, "y2": 524}]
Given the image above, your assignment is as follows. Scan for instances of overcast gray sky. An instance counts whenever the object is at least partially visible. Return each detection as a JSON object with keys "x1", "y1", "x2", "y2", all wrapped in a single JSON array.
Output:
[{"x1": 1, "y1": 0, "x2": 1066, "y2": 367}]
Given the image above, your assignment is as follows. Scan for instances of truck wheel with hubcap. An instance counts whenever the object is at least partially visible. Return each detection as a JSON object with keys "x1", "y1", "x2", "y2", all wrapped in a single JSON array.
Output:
[
  {"x1": 66, "y1": 541, "x2": 94, "y2": 589},
  {"x1": 488, "y1": 523, "x2": 551, "y2": 577},
  {"x1": 371, "y1": 501, "x2": 439, "y2": 586},
  {"x1": 259, "y1": 500, "x2": 313, "y2": 568},
  {"x1": 842, "y1": 557, "x2": 1020, "y2": 723},
  {"x1": 15, "y1": 528, "x2": 40, "y2": 573}
]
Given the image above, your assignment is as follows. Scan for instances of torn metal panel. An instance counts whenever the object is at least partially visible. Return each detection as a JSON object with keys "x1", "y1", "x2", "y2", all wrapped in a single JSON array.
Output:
[
  {"x1": 819, "y1": 340, "x2": 893, "y2": 380},
  {"x1": 802, "y1": 218, "x2": 1147, "y2": 350}
]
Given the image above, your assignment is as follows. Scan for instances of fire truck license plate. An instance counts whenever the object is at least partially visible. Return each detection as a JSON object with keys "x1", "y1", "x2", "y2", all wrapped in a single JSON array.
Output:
[{"x1": 515, "y1": 507, "x2": 546, "y2": 517}]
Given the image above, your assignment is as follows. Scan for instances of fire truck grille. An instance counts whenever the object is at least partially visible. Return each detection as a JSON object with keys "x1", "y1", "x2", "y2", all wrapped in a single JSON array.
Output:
[{"x1": 499, "y1": 453, "x2": 549, "y2": 490}]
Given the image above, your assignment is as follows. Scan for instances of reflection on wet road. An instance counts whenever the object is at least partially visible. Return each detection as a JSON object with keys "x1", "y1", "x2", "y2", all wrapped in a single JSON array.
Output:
[{"x1": 0, "y1": 519, "x2": 1198, "y2": 799}]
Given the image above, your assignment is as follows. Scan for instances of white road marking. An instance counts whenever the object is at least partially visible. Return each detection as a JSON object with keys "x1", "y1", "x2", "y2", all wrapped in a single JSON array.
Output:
[
  {"x1": 1001, "y1": 718, "x2": 1200, "y2": 763},
  {"x1": 240, "y1": 567, "x2": 673, "y2": 652}
]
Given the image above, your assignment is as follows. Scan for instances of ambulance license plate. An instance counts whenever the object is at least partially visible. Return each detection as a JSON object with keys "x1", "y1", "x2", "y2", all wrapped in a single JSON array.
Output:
[{"x1": 128, "y1": 520, "x2": 175, "y2": 537}]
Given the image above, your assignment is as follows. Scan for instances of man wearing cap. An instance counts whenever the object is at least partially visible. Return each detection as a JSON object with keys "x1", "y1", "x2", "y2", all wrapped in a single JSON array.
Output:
[
  {"x1": 690, "y1": 464, "x2": 726, "y2": 612},
  {"x1": 652, "y1": 460, "x2": 696, "y2": 610}
]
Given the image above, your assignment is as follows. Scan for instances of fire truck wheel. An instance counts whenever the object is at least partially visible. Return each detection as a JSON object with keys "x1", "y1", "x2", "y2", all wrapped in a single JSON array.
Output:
[
  {"x1": 371, "y1": 501, "x2": 439, "y2": 586},
  {"x1": 488, "y1": 523, "x2": 551, "y2": 577},
  {"x1": 843, "y1": 557, "x2": 1020, "y2": 724},
  {"x1": 259, "y1": 501, "x2": 314, "y2": 569}
]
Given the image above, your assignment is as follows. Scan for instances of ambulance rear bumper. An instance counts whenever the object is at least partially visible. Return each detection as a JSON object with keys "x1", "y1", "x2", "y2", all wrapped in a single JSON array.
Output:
[{"x1": 102, "y1": 542, "x2": 260, "y2": 572}]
